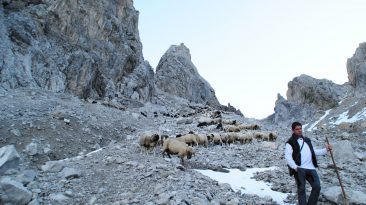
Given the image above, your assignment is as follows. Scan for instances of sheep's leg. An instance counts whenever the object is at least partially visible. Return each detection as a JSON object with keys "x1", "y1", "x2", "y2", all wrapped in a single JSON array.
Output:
[{"x1": 152, "y1": 147, "x2": 156, "y2": 157}]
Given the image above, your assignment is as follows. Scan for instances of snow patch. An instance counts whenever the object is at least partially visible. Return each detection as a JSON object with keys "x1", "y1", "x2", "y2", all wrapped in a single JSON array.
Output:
[
  {"x1": 331, "y1": 107, "x2": 366, "y2": 125},
  {"x1": 195, "y1": 167, "x2": 294, "y2": 205},
  {"x1": 307, "y1": 109, "x2": 332, "y2": 131}
]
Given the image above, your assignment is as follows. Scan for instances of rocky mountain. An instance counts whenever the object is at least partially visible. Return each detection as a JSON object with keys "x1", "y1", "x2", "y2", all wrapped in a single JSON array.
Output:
[
  {"x1": 347, "y1": 42, "x2": 366, "y2": 96},
  {"x1": 155, "y1": 44, "x2": 221, "y2": 108},
  {"x1": 0, "y1": 0, "x2": 229, "y2": 110},
  {"x1": 1, "y1": 0, "x2": 366, "y2": 205}
]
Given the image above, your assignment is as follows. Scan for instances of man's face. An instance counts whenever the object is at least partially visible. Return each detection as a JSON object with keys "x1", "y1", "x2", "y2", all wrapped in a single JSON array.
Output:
[{"x1": 293, "y1": 125, "x2": 302, "y2": 136}]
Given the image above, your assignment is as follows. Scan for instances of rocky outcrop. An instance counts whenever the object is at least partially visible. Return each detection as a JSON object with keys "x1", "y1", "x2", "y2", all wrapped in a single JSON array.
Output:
[
  {"x1": 286, "y1": 74, "x2": 349, "y2": 110},
  {"x1": 0, "y1": 145, "x2": 20, "y2": 175},
  {"x1": 347, "y1": 42, "x2": 366, "y2": 95},
  {"x1": 0, "y1": 0, "x2": 154, "y2": 101},
  {"x1": 155, "y1": 44, "x2": 221, "y2": 108},
  {"x1": 267, "y1": 94, "x2": 316, "y2": 125}
]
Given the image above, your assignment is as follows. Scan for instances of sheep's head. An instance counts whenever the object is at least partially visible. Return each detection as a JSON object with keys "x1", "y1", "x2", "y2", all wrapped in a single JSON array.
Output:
[
  {"x1": 152, "y1": 134, "x2": 159, "y2": 142},
  {"x1": 186, "y1": 147, "x2": 194, "y2": 159},
  {"x1": 269, "y1": 133, "x2": 277, "y2": 140},
  {"x1": 253, "y1": 124, "x2": 260, "y2": 130},
  {"x1": 207, "y1": 134, "x2": 214, "y2": 142}
]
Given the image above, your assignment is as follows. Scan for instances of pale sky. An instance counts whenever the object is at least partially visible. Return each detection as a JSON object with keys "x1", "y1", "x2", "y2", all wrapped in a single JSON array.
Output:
[{"x1": 134, "y1": 1, "x2": 366, "y2": 119}]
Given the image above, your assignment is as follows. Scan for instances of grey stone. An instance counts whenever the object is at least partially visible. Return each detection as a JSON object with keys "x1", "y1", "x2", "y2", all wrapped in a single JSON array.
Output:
[
  {"x1": 0, "y1": 177, "x2": 32, "y2": 205},
  {"x1": 24, "y1": 142, "x2": 38, "y2": 156},
  {"x1": 332, "y1": 140, "x2": 356, "y2": 163},
  {"x1": 49, "y1": 193, "x2": 69, "y2": 201},
  {"x1": 323, "y1": 186, "x2": 366, "y2": 205},
  {"x1": 41, "y1": 160, "x2": 66, "y2": 172},
  {"x1": 17, "y1": 169, "x2": 37, "y2": 185},
  {"x1": 355, "y1": 152, "x2": 366, "y2": 161},
  {"x1": 0, "y1": 145, "x2": 20, "y2": 175},
  {"x1": 28, "y1": 198, "x2": 40, "y2": 205},
  {"x1": 58, "y1": 167, "x2": 82, "y2": 179},
  {"x1": 157, "y1": 192, "x2": 171, "y2": 205},
  {"x1": 10, "y1": 129, "x2": 21, "y2": 137}
]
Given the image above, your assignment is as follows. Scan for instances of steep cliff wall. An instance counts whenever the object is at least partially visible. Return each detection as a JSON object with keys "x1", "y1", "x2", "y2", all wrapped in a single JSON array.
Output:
[{"x1": 0, "y1": 0, "x2": 154, "y2": 101}]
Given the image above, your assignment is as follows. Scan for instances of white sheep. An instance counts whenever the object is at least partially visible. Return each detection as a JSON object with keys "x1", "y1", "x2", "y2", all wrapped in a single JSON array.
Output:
[
  {"x1": 162, "y1": 138, "x2": 194, "y2": 165},
  {"x1": 196, "y1": 134, "x2": 209, "y2": 147},
  {"x1": 176, "y1": 134, "x2": 199, "y2": 146},
  {"x1": 237, "y1": 124, "x2": 261, "y2": 130}
]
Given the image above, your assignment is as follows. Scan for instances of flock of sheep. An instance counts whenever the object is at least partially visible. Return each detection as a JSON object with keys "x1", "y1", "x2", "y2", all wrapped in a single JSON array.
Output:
[{"x1": 138, "y1": 111, "x2": 278, "y2": 165}]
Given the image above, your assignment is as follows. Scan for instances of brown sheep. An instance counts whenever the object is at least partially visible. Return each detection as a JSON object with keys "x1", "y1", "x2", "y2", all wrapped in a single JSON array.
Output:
[
  {"x1": 162, "y1": 138, "x2": 194, "y2": 165},
  {"x1": 138, "y1": 132, "x2": 160, "y2": 155}
]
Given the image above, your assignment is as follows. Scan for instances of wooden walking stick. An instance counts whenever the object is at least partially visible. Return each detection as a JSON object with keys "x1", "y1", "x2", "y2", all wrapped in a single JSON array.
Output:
[{"x1": 325, "y1": 136, "x2": 349, "y2": 205}]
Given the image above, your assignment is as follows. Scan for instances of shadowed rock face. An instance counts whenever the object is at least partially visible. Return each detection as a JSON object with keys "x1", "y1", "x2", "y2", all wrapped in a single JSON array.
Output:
[
  {"x1": 155, "y1": 43, "x2": 221, "y2": 108},
  {"x1": 0, "y1": 0, "x2": 154, "y2": 101},
  {"x1": 347, "y1": 42, "x2": 366, "y2": 96},
  {"x1": 286, "y1": 74, "x2": 350, "y2": 110}
]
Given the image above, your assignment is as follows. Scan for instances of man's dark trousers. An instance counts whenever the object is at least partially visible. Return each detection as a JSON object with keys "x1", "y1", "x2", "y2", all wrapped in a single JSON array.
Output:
[{"x1": 294, "y1": 168, "x2": 321, "y2": 205}]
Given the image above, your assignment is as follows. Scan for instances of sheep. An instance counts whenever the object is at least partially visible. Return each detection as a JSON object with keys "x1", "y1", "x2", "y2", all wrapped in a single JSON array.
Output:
[
  {"x1": 237, "y1": 124, "x2": 261, "y2": 130},
  {"x1": 237, "y1": 132, "x2": 253, "y2": 144},
  {"x1": 162, "y1": 138, "x2": 194, "y2": 165},
  {"x1": 195, "y1": 134, "x2": 209, "y2": 147},
  {"x1": 159, "y1": 134, "x2": 169, "y2": 146},
  {"x1": 261, "y1": 132, "x2": 278, "y2": 141},
  {"x1": 197, "y1": 117, "x2": 222, "y2": 127},
  {"x1": 221, "y1": 119, "x2": 236, "y2": 125},
  {"x1": 176, "y1": 134, "x2": 199, "y2": 146},
  {"x1": 210, "y1": 110, "x2": 222, "y2": 118},
  {"x1": 138, "y1": 132, "x2": 160, "y2": 155},
  {"x1": 223, "y1": 125, "x2": 241, "y2": 132},
  {"x1": 210, "y1": 133, "x2": 223, "y2": 146},
  {"x1": 222, "y1": 133, "x2": 238, "y2": 145}
]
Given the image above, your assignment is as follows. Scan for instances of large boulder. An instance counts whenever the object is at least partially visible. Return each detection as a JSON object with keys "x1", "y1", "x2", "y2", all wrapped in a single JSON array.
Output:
[
  {"x1": 332, "y1": 140, "x2": 356, "y2": 163},
  {"x1": 155, "y1": 43, "x2": 221, "y2": 108},
  {"x1": 323, "y1": 186, "x2": 366, "y2": 205},
  {"x1": 0, "y1": 145, "x2": 20, "y2": 175},
  {"x1": 0, "y1": 0, "x2": 154, "y2": 101},
  {"x1": 286, "y1": 74, "x2": 349, "y2": 110},
  {"x1": 347, "y1": 42, "x2": 366, "y2": 95},
  {"x1": 0, "y1": 177, "x2": 32, "y2": 205}
]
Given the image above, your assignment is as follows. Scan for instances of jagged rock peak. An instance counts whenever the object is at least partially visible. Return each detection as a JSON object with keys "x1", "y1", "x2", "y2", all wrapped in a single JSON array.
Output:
[
  {"x1": 347, "y1": 42, "x2": 366, "y2": 95},
  {"x1": 266, "y1": 93, "x2": 316, "y2": 126},
  {"x1": 155, "y1": 43, "x2": 221, "y2": 108},
  {"x1": 0, "y1": 0, "x2": 154, "y2": 102},
  {"x1": 286, "y1": 74, "x2": 350, "y2": 110}
]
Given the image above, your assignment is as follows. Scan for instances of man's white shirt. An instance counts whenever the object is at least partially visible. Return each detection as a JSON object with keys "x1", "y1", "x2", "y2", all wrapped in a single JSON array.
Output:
[{"x1": 285, "y1": 137, "x2": 327, "y2": 170}]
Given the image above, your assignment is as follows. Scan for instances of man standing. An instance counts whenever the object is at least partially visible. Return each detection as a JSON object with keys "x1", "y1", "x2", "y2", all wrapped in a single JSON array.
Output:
[{"x1": 285, "y1": 122, "x2": 332, "y2": 205}]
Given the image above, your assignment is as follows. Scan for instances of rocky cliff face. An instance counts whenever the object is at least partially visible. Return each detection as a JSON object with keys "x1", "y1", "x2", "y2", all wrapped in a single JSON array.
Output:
[
  {"x1": 268, "y1": 74, "x2": 350, "y2": 125},
  {"x1": 0, "y1": 0, "x2": 154, "y2": 101},
  {"x1": 286, "y1": 74, "x2": 350, "y2": 110},
  {"x1": 347, "y1": 42, "x2": 366, "y2": 95},
  {"x1": 155, "y1": 43, "x2": 221, "y2": 108},
  {"x1": 267, "y1": 93, "x2": 316, "y2": 125}
]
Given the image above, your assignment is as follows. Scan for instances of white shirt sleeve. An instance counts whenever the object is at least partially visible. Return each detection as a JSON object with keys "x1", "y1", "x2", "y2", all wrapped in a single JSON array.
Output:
[
  {"x1": 314, "y1": 147, "x2": 327, "y2": 156},
  {"x1": 285, "y1": 143, "x2": 298, "y2": 169}
]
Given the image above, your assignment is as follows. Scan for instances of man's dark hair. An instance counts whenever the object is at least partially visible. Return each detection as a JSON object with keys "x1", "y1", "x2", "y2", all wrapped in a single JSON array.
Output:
[{"x1": 291, "y1": 121, "x2": 302, "y2": 130}]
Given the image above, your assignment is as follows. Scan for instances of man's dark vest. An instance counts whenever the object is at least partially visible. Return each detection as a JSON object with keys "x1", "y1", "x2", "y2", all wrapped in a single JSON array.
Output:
[{"x1": 286, "y1": 135, "x2": 319, "y2": 168}]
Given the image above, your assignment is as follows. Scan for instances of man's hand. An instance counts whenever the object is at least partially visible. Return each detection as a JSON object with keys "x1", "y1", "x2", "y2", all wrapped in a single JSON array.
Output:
[{"x1": 325, "y1": 143, "x2": 332, "y2": 151}]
